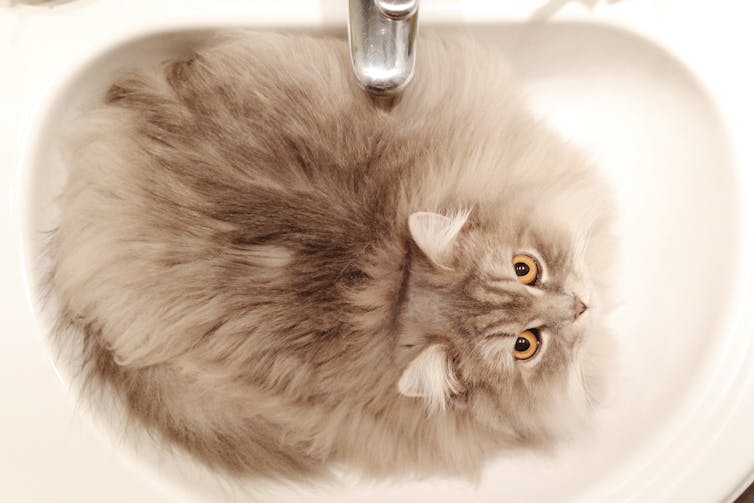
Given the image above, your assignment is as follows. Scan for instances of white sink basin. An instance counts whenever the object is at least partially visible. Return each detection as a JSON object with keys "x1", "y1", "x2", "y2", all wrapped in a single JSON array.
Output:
[{"x1": 2, "y1": 1, "x2": 754, "y2": 502}]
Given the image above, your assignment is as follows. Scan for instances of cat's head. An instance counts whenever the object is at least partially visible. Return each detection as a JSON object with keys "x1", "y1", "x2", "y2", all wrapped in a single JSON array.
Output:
[{"x1": 396, "y1": 204, "x2": 614, "y2": 443}]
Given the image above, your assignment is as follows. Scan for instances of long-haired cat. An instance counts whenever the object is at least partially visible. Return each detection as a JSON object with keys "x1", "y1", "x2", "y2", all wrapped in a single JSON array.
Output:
[{"x1": 49, "y1": 31, "x2": 616, "y2": 480}]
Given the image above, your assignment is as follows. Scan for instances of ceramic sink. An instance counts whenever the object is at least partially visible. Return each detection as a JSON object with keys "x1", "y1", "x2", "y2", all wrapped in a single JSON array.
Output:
[{"x1": 1, "y1": 1, "x2": 753, "y2": 501}]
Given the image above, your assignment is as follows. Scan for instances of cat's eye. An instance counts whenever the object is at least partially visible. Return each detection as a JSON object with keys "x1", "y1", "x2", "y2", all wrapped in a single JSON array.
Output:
[
  {"x1": 512, "y1": 254, "x2": 539, "y2": 285},
  {"x1": 513, "y1": 329, "x2": 540, "y2": 360}
]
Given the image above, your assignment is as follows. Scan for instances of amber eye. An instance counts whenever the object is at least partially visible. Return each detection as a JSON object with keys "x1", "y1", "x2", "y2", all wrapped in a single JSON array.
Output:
[
  {"x1": 513, "y1": 329, "x2": 540, "y2": 361},
  {"x1": 512, "y1": 254, "x2": 539, "y2": 285}
]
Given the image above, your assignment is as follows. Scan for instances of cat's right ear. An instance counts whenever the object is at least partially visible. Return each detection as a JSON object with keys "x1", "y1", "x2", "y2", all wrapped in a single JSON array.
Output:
[
  {"x1": 397, "y1": 344, "x2": 461, "y2": 413},
  {"x1": 408, "y1": 210, "x2": 470, "y2": 269}
]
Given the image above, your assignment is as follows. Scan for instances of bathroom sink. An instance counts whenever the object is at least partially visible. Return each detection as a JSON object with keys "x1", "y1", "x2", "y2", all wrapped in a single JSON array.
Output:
[{"x1": 2, "y1": 1, "x2": 754, "y2": 502}]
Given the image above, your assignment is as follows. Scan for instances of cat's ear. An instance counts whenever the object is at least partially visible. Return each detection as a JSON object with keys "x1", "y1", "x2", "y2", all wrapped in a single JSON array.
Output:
[
  {"x1": 398, "y1": 344, "x2": 461, "y2": 413},
  {"x1": 408, "y1": 210, "x2": 470, "y2": 268}
]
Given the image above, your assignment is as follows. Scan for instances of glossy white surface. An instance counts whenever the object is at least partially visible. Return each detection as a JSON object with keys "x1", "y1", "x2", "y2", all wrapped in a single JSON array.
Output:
[{"x1": 2, "y1": 1, "x2": 754, "y2": 502}]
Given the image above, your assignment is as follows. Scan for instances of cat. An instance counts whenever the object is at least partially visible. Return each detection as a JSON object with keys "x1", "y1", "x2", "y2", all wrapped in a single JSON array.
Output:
[{"x1": 49, "y1": 31, "x2": 616, "y2": 481}]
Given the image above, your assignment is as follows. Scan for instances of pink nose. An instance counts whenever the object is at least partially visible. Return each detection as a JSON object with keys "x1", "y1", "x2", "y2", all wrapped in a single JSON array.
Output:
[{"x1": 575, "y1": 298, "x2": 587, "y2": 318}]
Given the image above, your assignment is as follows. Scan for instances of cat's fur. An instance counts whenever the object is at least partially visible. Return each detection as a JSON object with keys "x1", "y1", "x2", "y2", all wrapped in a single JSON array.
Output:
[{"x1": 50, "y1": 32, "x2": 616, "y2": 480}]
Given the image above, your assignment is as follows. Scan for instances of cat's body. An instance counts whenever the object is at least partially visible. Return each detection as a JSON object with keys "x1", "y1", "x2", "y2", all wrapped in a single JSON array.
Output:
[{"x1": 50, "y1": 32, "x2": 615, "y2": 480}]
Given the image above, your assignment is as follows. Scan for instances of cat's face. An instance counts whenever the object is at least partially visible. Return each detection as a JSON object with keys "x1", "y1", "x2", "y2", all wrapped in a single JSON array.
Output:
[{"x1": 398, "y1": 207, "x2": 613, "y2": 442}]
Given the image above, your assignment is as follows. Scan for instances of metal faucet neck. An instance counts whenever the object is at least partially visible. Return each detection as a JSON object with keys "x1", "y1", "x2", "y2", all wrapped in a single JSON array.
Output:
[{"x1": 347, "y1": 0, "x2": 419, "y2": 96}]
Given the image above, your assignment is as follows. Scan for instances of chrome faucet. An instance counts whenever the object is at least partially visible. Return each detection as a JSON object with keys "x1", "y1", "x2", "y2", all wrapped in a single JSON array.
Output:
[{"x1": 348, "y1": 0, "x2": 419, "y2": 96}]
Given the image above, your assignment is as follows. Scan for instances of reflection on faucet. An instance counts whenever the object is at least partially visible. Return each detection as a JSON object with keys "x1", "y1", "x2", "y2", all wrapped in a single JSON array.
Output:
[
  {"x1": 532, "y1": 0, "x2": 623, "y2": 22},
  {"x1": 375, "y1": 0, "x2": 418, "y2": 20},
  {"x1": 348, "y1": 0, "x2": 418, "y2": 96}
]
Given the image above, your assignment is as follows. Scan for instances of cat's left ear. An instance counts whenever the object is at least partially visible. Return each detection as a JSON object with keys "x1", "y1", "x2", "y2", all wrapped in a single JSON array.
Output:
[
  {"x1": 408, "y1": 210, "x2": 470, "y2": 269},
  {"x1": 398, "y1": 344, "x2": 462, "y2": 413}
]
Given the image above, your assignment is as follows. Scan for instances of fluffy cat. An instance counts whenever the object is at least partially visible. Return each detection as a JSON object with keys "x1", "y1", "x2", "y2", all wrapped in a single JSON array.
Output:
[{"x1": 50, "y1": 31, "x2": 616, "y2": 480}]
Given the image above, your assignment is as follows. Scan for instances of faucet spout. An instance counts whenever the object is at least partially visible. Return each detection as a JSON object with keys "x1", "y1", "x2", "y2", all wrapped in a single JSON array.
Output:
[{"x1": 348, "y1": 0, "x2": 419, "y2": 96}]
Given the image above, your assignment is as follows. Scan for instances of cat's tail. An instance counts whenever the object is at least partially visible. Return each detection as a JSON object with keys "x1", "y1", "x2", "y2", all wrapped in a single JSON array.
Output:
[{"x1": 52, "y1": 314, "x2": 325, "y2": 482}]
